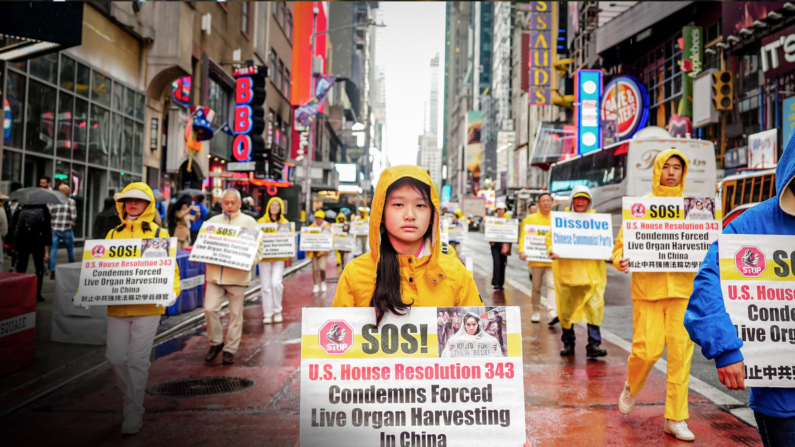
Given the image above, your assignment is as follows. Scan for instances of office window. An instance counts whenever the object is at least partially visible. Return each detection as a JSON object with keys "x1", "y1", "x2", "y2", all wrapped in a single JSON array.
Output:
[
  {"x1": 278, "y1": 59, "x2": 285, "y2": 93},
  {"x1": 286, "y1": 10, "x2": 293, "y2": 42},
  {"x1": 241, "y1": 2, "x2": 250, "y2": 36},
  {"x1": 285, "y1": 69, "x2": 291, "y2": 100}
]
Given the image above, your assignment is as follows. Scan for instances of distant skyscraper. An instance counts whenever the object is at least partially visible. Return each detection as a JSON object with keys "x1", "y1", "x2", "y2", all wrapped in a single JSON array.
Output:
[{"x1": 429, "y1": 54, "x2": 439, "y2": 137}]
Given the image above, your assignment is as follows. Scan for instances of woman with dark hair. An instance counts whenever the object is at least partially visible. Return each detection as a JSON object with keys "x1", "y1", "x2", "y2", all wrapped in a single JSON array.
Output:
[
  {"x1": 167, "y1": 195, "x2": 194, "y2": 250},
  {"x1": 441, "y1": 312, "x2": 501, "y2": 358},
  {"x1": 331, "y1": 166, "x2": 481, "y2": 325}
]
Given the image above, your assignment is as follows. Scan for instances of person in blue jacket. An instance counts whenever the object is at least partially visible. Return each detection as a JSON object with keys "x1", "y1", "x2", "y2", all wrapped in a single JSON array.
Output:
[
  {"x1": 189, "y1": 193, "x2": 209, "y2": 244},
  {"x1": 685, "y1": 140, "x2": 795, "y2": 446},
  {"x1": 153, "y1": 189, "x2": 167, "y2": 223}
]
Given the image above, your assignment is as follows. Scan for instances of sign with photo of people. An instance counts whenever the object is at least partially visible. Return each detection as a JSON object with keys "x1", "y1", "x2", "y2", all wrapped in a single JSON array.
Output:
[{"x1": 299, "y1": 306, "x2": 525, "y2": 446}]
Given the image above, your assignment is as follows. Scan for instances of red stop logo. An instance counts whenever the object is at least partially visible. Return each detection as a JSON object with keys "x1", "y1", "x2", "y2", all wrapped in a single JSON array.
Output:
[
  {"x1": 734, "y1": 246, "x2": 766, "y2": 278},
  {"x1": 318, "y1": 320, "x2": 353, "y2": 355}
]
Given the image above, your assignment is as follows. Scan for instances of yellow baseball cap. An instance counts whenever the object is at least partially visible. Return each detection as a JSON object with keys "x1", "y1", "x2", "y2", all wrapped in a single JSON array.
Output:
[
  {"x1": 573, "y1": 192, "x2": 591, "y2": 200},
  {"x1": 314, "y1": 210, "x2": 326, "y2": 218}
]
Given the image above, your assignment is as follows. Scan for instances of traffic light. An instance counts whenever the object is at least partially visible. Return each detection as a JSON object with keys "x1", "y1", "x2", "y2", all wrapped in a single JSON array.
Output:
[{"x1": 712, "y1": 70, "x2": 733, "y2": 111}]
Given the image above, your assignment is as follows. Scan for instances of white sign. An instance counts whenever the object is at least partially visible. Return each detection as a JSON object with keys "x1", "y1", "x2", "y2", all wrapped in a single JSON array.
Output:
[
  {"x1": 189, "y1": 222, "x2": 262, "y2": 270},
  {"x1": 440, "y1": 218, "x2": 449, "y2": 244},
  {"x1": 522, "y1": 224, "x2": 552, "y2": 263},
  {"x1": 448, "y1": 223, "x2": 465, "y2": 242},
  {"x1": 622, "y1": 197, "x2": 721, "y2": 272},
  {"x1": 0, "y1": 312, "x2": 35, "y2": 339},
  {"x1": 484, "y1": 217, "x2": 519, "y2": 243},
  {"x1": 75, "y1": 238, "x2": 177, "y2": 306},
  {"x1": 349, "y1": 221, "x2": 369, "y2": 236},
  {"x1": 331, "y1": 223, "x2": 347, "y2": 235},
  {"x1": 748, "y1": 129, "x2": 778, "y2": 169},
  {"x1": 333, "y1": 234, "x2": 356, "y2": 251},
  {"x1": 719, "y1": 234, "x2": 795, "y2": 387},
  {"x1": 550, "y1": 211, "x2": 613, "y2": 260},
  {"x1": 258, "y1": 222, "x2": 296, "y2": 259},
  {"x1": 227, "y1": 161, "x2": 256, "y2": 171},
  {"x1": 300, "y1": 226, "x2": 334, "y2": 252},
  {"x1": 300, "y1": 306, "x2": 525, "y2": 446}
]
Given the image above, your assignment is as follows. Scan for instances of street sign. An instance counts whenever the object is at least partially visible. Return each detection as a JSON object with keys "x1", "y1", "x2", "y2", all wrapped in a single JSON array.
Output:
[{"x1": 227, "y1": 161, "x2": 256, "y2": 172}]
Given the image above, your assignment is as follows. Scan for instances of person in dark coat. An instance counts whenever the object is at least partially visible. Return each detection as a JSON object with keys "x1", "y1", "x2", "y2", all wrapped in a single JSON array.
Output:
[
  {"x1": 13, "y1": 204, "x2": 52, "y2": 301},
  {"x1": 93, "y1": 197, "x2": 122, "y2": 239},
  {"x1": 206, "y1": 202, "x2": 223, "y2": 221}
]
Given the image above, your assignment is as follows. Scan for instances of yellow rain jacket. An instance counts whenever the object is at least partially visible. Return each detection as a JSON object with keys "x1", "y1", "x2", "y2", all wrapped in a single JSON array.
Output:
[
  {"x1": 332, "y1": 166, "x2": 482, "y2": 308},
  {"x1": 257, "y1": 197, "x2": 291, "y2": 263},
  {"x1": 545, "y1": 186, "x2": 606, "y2": 329},
  {"x1": 518, "y1": 211, "x2": 552, "y2": 268},
  {"x1": 307, "y1": 219, "x2": 331, "y2": 258},
  {"x1": 106, "y1": 183, "x2": 181, "y2": 317},
  {"x1": 612, "y1": 149, "x2": 695, "y2": 421}
]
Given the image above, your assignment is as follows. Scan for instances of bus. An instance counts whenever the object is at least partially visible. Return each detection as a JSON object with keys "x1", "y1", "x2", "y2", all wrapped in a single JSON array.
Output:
[
  {"x1": 548, "y1": 127, "x2": 717, "y2": 235},
  {"x1": 718, "y1": 169, "x2": 776, "y2": 225}
]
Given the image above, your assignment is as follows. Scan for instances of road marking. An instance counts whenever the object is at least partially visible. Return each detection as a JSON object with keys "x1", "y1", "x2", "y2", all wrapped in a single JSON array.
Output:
[{"x1": 472, "y1": 258, "x2": 757, "y2": 428}]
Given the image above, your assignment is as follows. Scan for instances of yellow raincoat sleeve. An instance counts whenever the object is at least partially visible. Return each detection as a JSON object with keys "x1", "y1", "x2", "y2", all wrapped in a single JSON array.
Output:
[
  {"x1": 545, "y1": 228, "x2": 553, "y2": 256},
  {"x1": 517, "y1": 217, "x2": 528, "y2": 253},
  {"x1": 160, "y1": 228, "x2": 182, "y2": 298},
  {"x1": 456, "y1": 273, "x2": 483, "y2": 306},
  {"x1": 611, "y1": 226, "x2": 625, "y2": 269},
  {"x1": 331, "y1": 268, "x2": 357, "y2": 307}
]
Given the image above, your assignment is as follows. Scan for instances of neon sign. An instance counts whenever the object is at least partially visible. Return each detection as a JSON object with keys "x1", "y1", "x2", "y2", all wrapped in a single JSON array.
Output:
[
  {"x1": 232, "y1": 66, "x2": 266, "y2": 163},
  {"x1": 575, "y1": 70, "x2": 602, "y2": 155},
  {"x1": 600, "y1": 75, "x2": 649, "y2": 142}
]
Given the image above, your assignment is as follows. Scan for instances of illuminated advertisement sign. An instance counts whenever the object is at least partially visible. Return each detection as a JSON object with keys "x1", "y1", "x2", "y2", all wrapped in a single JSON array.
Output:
[
  {"x1": 575, "y1": 70, "x2": 602, "y2": 155},
  {"x1": 232, "y1": 66, "x2": 266, "y2": 164},
  {"x1": 528, "y1": 1, "x2": 558, "y2": 106},
  {"x1": 600, "y1": 75, "x2": 649, "y2": 143}
]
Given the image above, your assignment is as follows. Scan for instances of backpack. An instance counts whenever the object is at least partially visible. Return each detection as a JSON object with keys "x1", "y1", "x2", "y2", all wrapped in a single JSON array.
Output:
[{"x1": 16, "y1": 208, "x2": 45, "y2": 240}]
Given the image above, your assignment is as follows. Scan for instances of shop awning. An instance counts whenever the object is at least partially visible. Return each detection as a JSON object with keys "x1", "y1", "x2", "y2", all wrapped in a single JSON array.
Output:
[
  {"x1": 595, "y1": 1, "x2": 693, "y2": 54},
  {"x1": 0, "y1": 2, "x2": 83, "y2": 61}
]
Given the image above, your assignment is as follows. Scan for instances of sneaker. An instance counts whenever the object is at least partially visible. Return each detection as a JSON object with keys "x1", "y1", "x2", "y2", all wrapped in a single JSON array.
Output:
[
  {"x1": 618, "y1": 382, "x2": 636, "y2": 414},
  {"x1": 121, "y1": 413, "x2": 143, "y2": 435},
  {"x1": 50, "y1": 271, "x2": 55, "y2": 280},
  {"x1": 273, "y1": 313, "x2": 283, "y2": 323},
  {"x1": 321, "y1": 282, "x2": 327, "y2": 292},
  {"x1": 664, "y1": 419, "x2": 695, "y2": 442},
  {"x1": 312, "y1": 285, "x2": 320, "y2": 293},
  {"x1": 586, "y1": 345, "x2": 607, "y2": 358},
  {"x1": 531, "y1": 312, "x2": 541, "y2": 323},
  {"x1": 548, "y1": 314, "x2": 559, "y2": 326},
  {"x1": 560, "y1": 344, "x2": 575, "y2": 356},
  {"x1": 263, "y1": 316, "x2": 273, "y2": 325}
]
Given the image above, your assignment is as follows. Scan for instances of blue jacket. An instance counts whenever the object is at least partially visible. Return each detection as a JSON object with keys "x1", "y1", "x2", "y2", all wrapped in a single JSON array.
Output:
[
  {"x1": 685, "y1": 140, "x2": 795, "y2": 418},
  {"x1": 190, "y1": 203, "x2": 208, "y2": 232}
]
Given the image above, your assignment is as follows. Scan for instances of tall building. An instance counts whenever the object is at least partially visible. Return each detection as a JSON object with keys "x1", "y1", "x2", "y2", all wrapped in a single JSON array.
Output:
[
  {"x1": 443, "y1": 2, "x2": 472, "y2": 201},
  {"x1": 429, "y1": 54, "x2": 440, "y2": 136},
  {"x1": 471, "y1": 2, "x2": 493, "y2": 111},
  {"x1": 418, "y1": 55, "x2": 442, "y2": 190}
]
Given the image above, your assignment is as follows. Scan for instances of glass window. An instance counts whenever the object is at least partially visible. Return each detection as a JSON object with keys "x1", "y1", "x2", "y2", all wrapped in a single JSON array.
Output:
[
  {"x1": 25, "y1": 80, "x2": 57, "y2": 155},
  {"x1": 110, "y1": 114, "x2": 123, "y2": 169},
  {"x1": 207, "y1": 77, "x2": 232, "y2": 159},
  {"x1": 55, "y1": 160, "x2": 70, "y2": 190},
  {"x1": 125, "y1": 87, "x2": 136, "y2": 117},
  {"x1": 71, "y1": 163, "x2": 85, "y2": 238},
  {"x1": 76, "y1": 63, "x2": 90, "y2": 98},
  {"x1": 285, "y1": 69, "x2": 291, "y2": 100},
  {"x1": 1, "y1": 150, "x2": 22, "y2": 195},
  {"x1": 123, "y1": 118, "x2": 134, "y2": 172},
  {"x1": 89, "y1": 105, "x2": 110, "y2": 167},
  {"x1": 270, "y1": 53, "x2": 278, "y2": 91},
  {"x1": 112, "y1": 82, "x2": 124, "y2": 112},
  {"x1": 29, "y1": 52, "x2": 58, "y2": 84},
  {"x1": 242, "y1": 2, "x2": 250, "y2": 35},
  {"x1": 133, "y1": 122, "x2": 143, "y2": 174},
  {"x1": 60, "y1": 55, "x2": 76, "y2": 91},
  {"x1": 109, "y1": 171, "x2": 121, "y2": 195},
  {"x1": 135, "y1": 93, "x2": 145, "y2": 120},
  {"x1": 4, "y1": 70, "x2": 26, "y2": 149},
  {"x1": 287, "y1": 11, "x2": 293, "y2": 42},
  {"x1": 91, "y1": 71, "x2": 111, "y2": 107},
  {"x1": 56, "y1": 92, "x2": 74, "y2": 159},
  {"x1": 10, "y1": 60, "x2": 26, "y2": 72},
  {"x1": 278, "y1": 59, "x2": 284, "y2": 93},
  {"x1": 73, "y1": 99, "x2": 88, "y2": 161}
]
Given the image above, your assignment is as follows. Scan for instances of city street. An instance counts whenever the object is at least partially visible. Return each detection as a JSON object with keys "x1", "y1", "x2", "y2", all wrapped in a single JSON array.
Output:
[{"x1": 0, "y1": 234, "x2": 761, "y2": 446}]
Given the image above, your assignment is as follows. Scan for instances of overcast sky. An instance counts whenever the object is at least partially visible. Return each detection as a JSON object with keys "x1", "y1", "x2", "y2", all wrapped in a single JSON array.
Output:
[{"x1": 380, "y1": 2, "x2": 446, "y2": 166}]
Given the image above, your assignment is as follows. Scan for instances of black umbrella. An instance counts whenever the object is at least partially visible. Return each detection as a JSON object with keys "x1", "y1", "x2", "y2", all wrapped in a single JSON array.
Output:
[
  {"x1": 177, "y1": 188, "x2": 204, "y2": 198},
  {"x1": 9, "y1": 187, "x2": 67, "y2": 205},
  {"x1": 152, "y1": 190, "x2": 166, "y2": 203}
]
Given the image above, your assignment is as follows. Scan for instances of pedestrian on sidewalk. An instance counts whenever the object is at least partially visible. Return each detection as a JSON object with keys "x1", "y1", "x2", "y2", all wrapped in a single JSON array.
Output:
[
  {"x1": 613, "y1": 150, "x2": 696, "y2": 442},
  {"x1": 353, "y1": 207, "x2": 369, "y2": 257},
  {"x1": 189, "y1": 194, "x2": 208, "y2": 244},
  {"x1": 685, "y1": 142, "x2": 795, "y2": 447},
  {"x1": 103, "y1": 183, "x2": 180, "y2": 435},
  {"x1": 13, "y1": 202, "x2": 51, "y2": 302},
  {"x1": 48, "y1": 184, "x2": 77, "y2": 279},
  {"x1": 168, "y1": 195, "x2": 195, "y2": 250},
  {"x1": 546, "y1": 185, "x2": 607, "y2": 358},
  {"x1": 518, "y1": 193, "x2": 557, "y2": 325},
  {"x1": 93, "y1": 197, "x2": 122, "y2": 239},
  {"x1": 489, "y1": 202, "x2": 510, "y2": 291},
  {"x1": 331, "y1": 166, "x2": 482, "y2": 323},
  {"x1": 202, "y1": 189, "x2": 261, "y2": 366},
  {"x1": 4, "y1": 182, "x2": 22, "y2": 271},
  {"x1": 334, "y1": 213, "x2": 349, "y2": 267},
  {"x1": 308, "y1": 210, "x2": 331, "y2": 293},
  {"x1": 257, "y1": 197, "x2": 290, "y2": 325},
  {"x1": 0, "y1": 193, "x2": 8, "y2": 272}
]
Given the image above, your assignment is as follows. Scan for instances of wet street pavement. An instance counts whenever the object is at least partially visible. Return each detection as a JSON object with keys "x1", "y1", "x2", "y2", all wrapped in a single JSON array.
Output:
[{"x1": 0, "y1": 237, "x2": 763, "y2": 446}]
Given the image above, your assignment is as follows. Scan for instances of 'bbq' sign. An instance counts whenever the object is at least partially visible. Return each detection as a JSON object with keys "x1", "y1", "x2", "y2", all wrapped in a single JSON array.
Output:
[{"x1": 232, "y1": 66, "x2": 266, "y2": 164}]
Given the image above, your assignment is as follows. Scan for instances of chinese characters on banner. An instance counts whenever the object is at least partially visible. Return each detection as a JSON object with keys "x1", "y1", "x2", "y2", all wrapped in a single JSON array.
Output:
[
  {"x1": 528, "y1": 1, "x2": 558, "y2": 106},
  {"x1": 258, "y1": 222, "x2": 297, "y2": 259},
  {"x1": 75, "y1": 238, "x2": 177, "y2": 306},
  {"x1": 484, "y1": 218, "x2": 520, "y2": 243},
  {"x1": 189, "y1": 222, "x2": 262, "y2": 270},
  {"x1": 299, "y1": 307, "x2": 526, "y2": 446},
  {"x1": 550, "y1": 212, "x2": 614, "y2": 260},
  {"x1": 622, "y1": 197, "x2": 721, "y2": 272},
  {"x1": 719, "y1": 235, "x2": 795, "y2": 387}
]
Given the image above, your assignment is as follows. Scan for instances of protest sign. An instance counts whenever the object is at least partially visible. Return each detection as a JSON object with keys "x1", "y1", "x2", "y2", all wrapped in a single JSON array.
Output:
[
  {"x1": 334, "y1": 234, "x2": 356, "y2": 252},
  {"x1": 440, "y1": 218, "x2": 450, "y2": 244},
  {"x1": 448, "y1": 221, "x2": 465, "y2": 242},
  {"x1": 258, "y1": 222, "x2": 296, "y2": 259},
  {"x1": 522, "y1": 224, "x2": 551, "y2": 263},
  {"x1": 300, "y1": 306, "x2": 525, "y2": 446},
  {"x1": 331, "y1": 223, "x2": 347, "y2": 235},
  {"x1": 622, "y1": 197, "x2": 720, "y2": 272},
  {"x1": 300, "y1": 226, "x2": 334, "y2": 252},
  {"x1": 349, "y1": 221, "x2": 369, "y2": 236},
  {"x1": 75, "y1": 237, "x2": 177, "y2": 306},
  {"x1": 550, "y1": 212, "x2": 613, "y2": 260},
  {"x1": 189, "y1": 222, "x2": 261, "y2": 270},
  {"x1": 719, "y1": 234, "x2": 795, "y2": 387},
  {"x1": 484, "y1": 217, "x2": 519, "y2": 243}
]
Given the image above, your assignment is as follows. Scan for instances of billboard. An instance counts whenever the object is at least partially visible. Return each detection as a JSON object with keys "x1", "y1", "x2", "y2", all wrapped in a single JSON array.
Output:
[
  {"x1": 466, "y1": 111, "x2": 482, "y2": 194},
  {"x1": 600, "y1": 75, "x2": 649, "y2": 144},
  {"x1": 334, "y1": 163, "x2": 358, "y2": 183},
  {"x1": 528, "y1": 1, "x2": 558, "y2": 106}
]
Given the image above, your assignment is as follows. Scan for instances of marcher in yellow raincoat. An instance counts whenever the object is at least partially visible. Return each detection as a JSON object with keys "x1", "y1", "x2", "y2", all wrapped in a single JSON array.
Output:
[
  {"x1": 353, "y1": 207, "x2": 370, "y2": 257},
  {"x1": 613, "y1": 149, "x2": 696, "y2": 441},
  {"x1": 256, "y1": 197, "x2": 291, "y2": 325},
  {"x1": 308, "y1": 210, "x2": 331, "y2": 293},
  {"x1": 545, "y1": 185, "x2": 607, "y2": 357},
  {"x1": 332, "y1": 166, "x2": 481, "y2": 322},
  {"x1": 335, "y1": 213, "x2": 349, "y2": 267},
  {"x1": 518, "y1": 192, "x2": 557, "y2": 324},
  {"x1": 104, "y1": 182, "x2": 181, "y2": 435}
]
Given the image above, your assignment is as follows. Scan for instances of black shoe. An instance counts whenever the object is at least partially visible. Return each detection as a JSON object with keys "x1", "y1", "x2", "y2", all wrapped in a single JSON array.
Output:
[
  {"x1": 50, "y1": 271, "x2": 55, "y2": 280},
  {"x1": 222, "y1": 351, "x2": 235, "y2": 365},
  {"x1": 548, "y1": 316, "x2": 559, "y2": 326},
  {"x1": 36, "y1": 295, "x2": 45, "y2": 303},
  {"x1": 205, "y1": 343, "x2": 224, "y2": 362},
  {"x1": 560, "y1": 344, "x2": 575, "y2": 356},
  {"x1": 586, "y1": 345, "x2": 607, "y2": 358}
]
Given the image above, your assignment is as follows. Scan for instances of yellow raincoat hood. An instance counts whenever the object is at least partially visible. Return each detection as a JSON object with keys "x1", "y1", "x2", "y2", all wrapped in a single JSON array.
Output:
[
  {"x1": 259, "y1": 196, "x2": 288, "y2": 223},
  {"x1": 115, "y1": 182, "x2": 157, "y2": 234},
  {"x1": 651, "y1": 148, "x2": 689, "y2": 198},
  {"x1": 336, "y1": 213, "x2": 347, "y2": 223}
]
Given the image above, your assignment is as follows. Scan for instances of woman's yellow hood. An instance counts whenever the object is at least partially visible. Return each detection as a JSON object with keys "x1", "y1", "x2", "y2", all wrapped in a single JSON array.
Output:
[
  {"x1": 369, "y1": 165, "x2": 441, "y2": 263},
  {"x1": 651, "y1": 148, "x2": 689, "y2": 197},
  {"x1": 115, "y1": 182, "x2": 157, "y2": 224},
  {"x1": 260, "y1": 196, "x2": 287, "y2": 223},
  {"x1": 336, "y1": 213, "x2": 347, "y2": 223}
]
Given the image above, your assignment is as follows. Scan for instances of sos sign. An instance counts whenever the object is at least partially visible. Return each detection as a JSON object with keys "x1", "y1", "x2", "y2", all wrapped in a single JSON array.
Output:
[{"x1": 232, "y1": 66, "x2": 266, "y2": 163}]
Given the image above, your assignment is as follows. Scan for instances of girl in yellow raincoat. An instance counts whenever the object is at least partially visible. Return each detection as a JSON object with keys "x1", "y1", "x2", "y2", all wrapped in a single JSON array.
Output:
[
  {"x1": 308, "y1": 210, "x2": 331, "y2": 293},
  {"x1": 332, "y1": 166, "x2": 482, "y2": 324},
  {"x1": 256, "y1": 197, "x2": 291, "y2": 324},
  {"x1": 613, "y1": 149, "x2": 696, "y2": 441}
]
